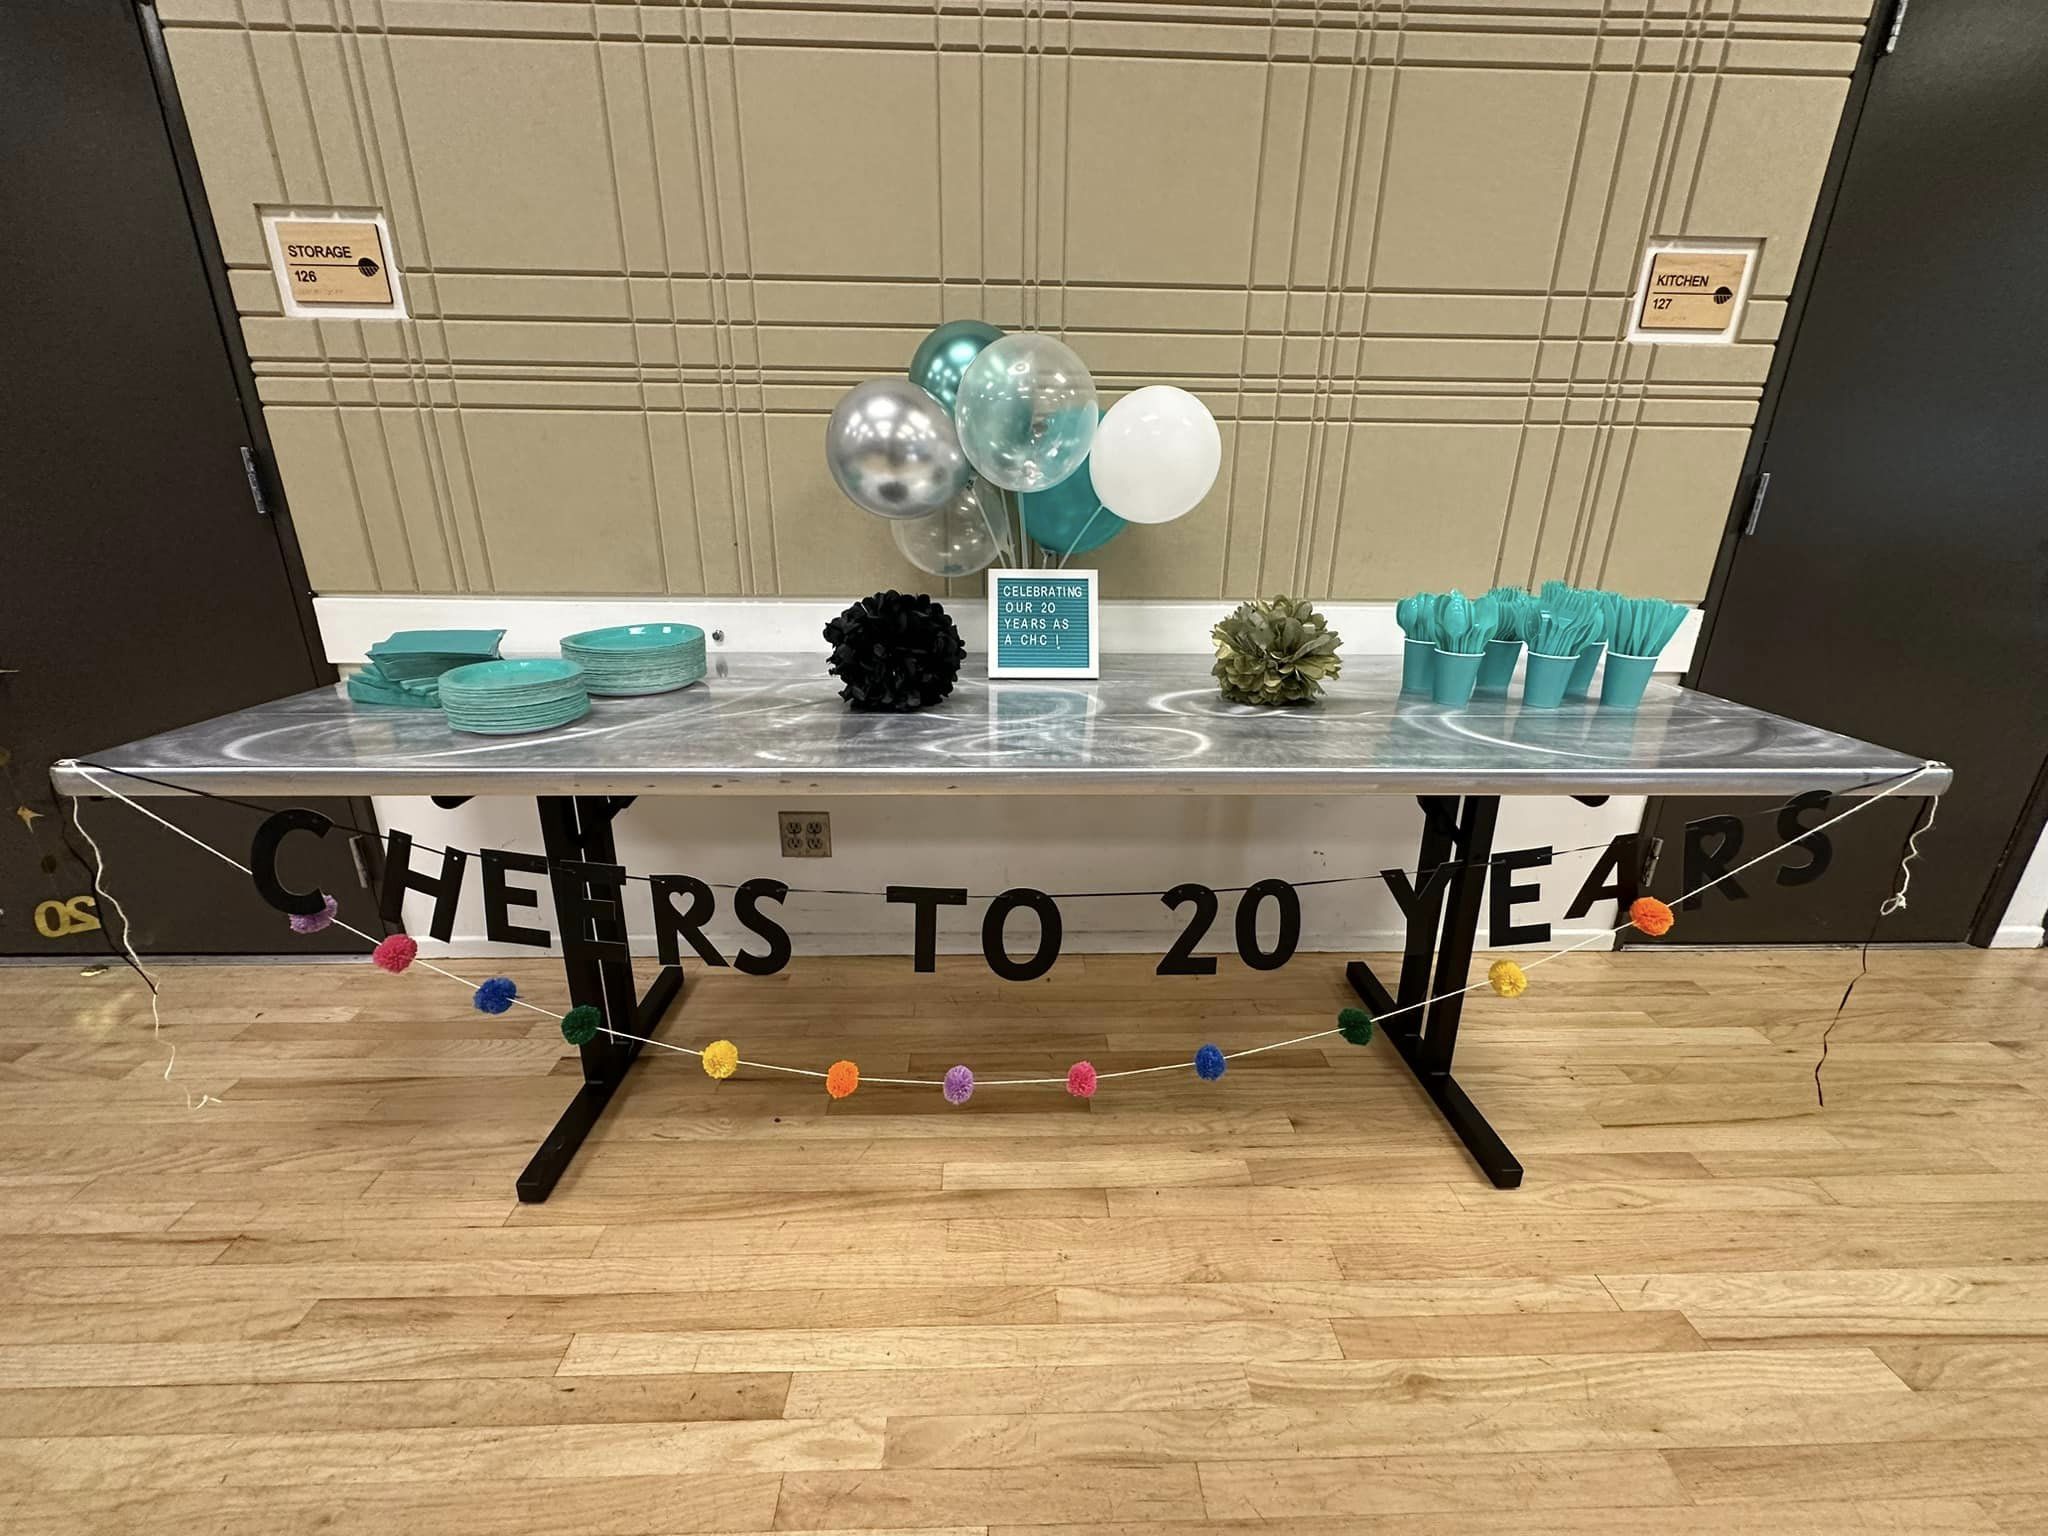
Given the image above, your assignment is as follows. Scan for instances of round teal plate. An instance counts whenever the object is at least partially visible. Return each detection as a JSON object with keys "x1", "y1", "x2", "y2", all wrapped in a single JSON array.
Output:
[
  {"x1": 562, "y1": 622, "x2": 704, "y2": 653},
  {"x1": 440, "y1": 657, "x2": 585, "y2": 691}
]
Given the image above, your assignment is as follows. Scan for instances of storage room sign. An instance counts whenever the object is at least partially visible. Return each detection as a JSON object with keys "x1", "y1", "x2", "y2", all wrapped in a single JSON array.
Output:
[{"x1": 262, "y1": 212, "x2": 407, "y2": 319}]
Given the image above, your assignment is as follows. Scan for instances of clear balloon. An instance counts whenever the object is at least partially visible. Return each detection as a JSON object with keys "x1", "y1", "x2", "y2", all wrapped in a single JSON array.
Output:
[
  {"x1": 954, "y1": 333, "x2": 1098, "y2": 493},
  {"x1": 1019, "y1": 413, "x2": 1126, "y2": 556},
  {"x1": 908, "y1": 319, "x2": 1003, "y2": 416},
  {"x1": 891, "y1": 479, "x2": 1005, "y2": 578},
  {"x1": 1088, "y1": 384, "x2": 1221, "y2": 525},
  {"x1": 824, "y1": 379, "x2": 972, "y2": 519}
]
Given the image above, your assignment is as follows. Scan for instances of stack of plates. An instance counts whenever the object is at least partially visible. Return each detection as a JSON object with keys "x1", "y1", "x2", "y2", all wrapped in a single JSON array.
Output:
[
  {"x1": 560, "y1": 623, "x2": 706, "y2": 696},
  {"x1": 440, "y1": 659, "x2": 591, "y2": 735}
]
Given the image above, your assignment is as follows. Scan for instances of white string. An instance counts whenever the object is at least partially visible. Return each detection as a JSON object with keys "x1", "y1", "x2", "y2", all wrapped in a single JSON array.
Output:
[
  {"x1": 69, "y1": 762, "x2": 1939, "y2": 1093},
  {"x1": 69, "y1": 790, "x2": 221, "y2": 1110},
  {"x1": 1881, "y1": 792, "x2": 1938, "y2": 915}
]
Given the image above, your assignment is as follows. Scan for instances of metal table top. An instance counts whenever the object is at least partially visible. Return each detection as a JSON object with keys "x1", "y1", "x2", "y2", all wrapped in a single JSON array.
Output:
[{"x1": 53, "y1": 652, "x2": 1946, "y2": 800}]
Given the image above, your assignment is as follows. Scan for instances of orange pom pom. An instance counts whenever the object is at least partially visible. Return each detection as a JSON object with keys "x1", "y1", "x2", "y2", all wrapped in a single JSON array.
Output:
[
  {"x1": 825, "y1": 1060, "x2": 859, "y2": 1099},
  {"x1": 1629, "y1": 896, "x2": 1675, "y2": 937}
]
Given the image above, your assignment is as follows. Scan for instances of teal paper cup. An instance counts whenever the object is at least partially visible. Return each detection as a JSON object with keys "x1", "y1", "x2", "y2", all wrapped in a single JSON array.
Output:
[
  {"x1": 1400, "y1": 638, "x2": 1435, "y2": 694},
  {"x1": 1430, "y1": 648, "x2": 1483, "y2": 707},
  {"x1": 1566, "y1": 640, "x2": 1605, "y2": 699},
  {"x1": 1522, "y1": 650, "x2": 1576, "y2": 709},
  {"x1": 1598, "y1": 650, "x2": 1658, "y2": 711},
  {"x1": 1476, "y1": 637, "x2": 1523, "y2": 694}
]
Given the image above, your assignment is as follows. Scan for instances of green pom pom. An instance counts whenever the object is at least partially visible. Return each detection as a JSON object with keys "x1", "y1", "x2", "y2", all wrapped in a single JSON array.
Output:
[
  {"x1": 561, "y1": 1004, "x2": 603, "y2": 1046},
  {"x1": 1337, "y1": 1006, "x2": 1375, "y2": 1046}
]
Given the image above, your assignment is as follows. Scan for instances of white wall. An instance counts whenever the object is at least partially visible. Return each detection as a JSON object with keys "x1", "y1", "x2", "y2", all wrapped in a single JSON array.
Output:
[
  {"x1": 322, "y1": 596, "x2": 1696, "y2": 961},
  {"x1": 1994, "y1": 824, "x2": 2048, "y2": 949}
]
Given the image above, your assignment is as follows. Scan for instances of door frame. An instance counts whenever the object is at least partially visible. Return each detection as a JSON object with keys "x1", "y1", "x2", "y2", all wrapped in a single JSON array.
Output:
[
  {"x1": 134, "y1": 0, "x2": 327, "y2": 682},
  {"x1": 1635, "y1": 1, "x2": 2048, "y2": 947}
]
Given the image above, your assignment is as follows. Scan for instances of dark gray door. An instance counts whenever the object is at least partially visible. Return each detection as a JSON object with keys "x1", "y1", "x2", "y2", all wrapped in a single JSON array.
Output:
[
  {"x1": 0, "y1": 2, "x2": 373, "y2": 955},
  {"x1": 1635, "y1": 0, "x2": 2048, "y2": 945}
]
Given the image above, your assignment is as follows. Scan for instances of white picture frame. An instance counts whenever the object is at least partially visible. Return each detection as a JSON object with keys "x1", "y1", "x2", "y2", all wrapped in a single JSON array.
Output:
[{"x1": 986, "y1": 568, "x2": 1100, "y2": 680}]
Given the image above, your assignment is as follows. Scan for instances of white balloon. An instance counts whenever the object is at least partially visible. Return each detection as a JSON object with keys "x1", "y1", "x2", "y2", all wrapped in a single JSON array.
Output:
[{"x1": 1087, "y1": 385, "x2": 1220, "y2": 525}]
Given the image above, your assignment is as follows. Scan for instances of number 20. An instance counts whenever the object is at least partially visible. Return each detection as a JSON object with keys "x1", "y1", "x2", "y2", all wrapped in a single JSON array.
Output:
[{"x1": 1157, "y1": 880, "x2": 1300, "y2": 975}]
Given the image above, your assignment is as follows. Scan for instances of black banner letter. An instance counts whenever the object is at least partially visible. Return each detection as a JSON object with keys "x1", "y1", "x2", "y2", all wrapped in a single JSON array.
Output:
[
  {"x1": 733, "y1": 877, "x2": 792, "y2": 976},
  {"x1": 1487, "y1": 845, "x2": 1552, "y2": 947},
  {"x1": 1775, "y1": 790, "x2": 1834, "y2": 888},
  {"x1": 479, "y1": 848, "x2": 551, "y2": 948},
  {"x1": 650, "y1": 874, "x2": 727, "y2": 968},
  {"x1": 249, "y1": 808, "x2": 332, "y2": 917},
  {"x1": 982, "y1": 888, "x2": 1062, "y2": 982},
  {"x1": 380, "y1": 830, "x2": 470, "y2": 941},
  {"x1": 887, "y1": 885, "x2": 968, "y2": 974}
]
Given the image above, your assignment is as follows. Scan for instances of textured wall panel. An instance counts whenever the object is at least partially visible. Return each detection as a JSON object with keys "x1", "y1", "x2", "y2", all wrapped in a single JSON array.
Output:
[{"x1": 158, "y1": 0, "x2": 1875, "y2": 601}]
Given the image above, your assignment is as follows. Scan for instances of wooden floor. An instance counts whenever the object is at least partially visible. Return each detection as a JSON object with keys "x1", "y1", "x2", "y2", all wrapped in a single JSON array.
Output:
[{"x1": 0, "y1": 946, "x2": 2045, "y2": 1533}]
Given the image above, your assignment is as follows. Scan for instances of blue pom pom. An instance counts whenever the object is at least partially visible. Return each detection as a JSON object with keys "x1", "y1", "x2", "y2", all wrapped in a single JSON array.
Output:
[
  {"x1": 1194, "y1": 1043, "x2": 1227, "y2": 1081},
  {"x1": 473, "y1": 976, "x2": 519, "y2": 1015}
]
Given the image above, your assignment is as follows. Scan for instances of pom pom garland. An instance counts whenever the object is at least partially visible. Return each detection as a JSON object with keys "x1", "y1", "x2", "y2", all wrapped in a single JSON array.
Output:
[
  {"x1": 473, "y1": 976, "x2": 519, "y2": 1014},
  {"x1": 1629, "y1": 896, "x2": 1676, "y2": 937},
  {"x1": 1487, "y1": 959, "x2": 1529, "y2": 998},
  {"x1": 1066, "y1": 1061, "x2": 1098, "y2": 1098},
  {"x1": 288, "y1": 894, "x2": 339, "y2": 934},
  {"x1": 825, "y1": 1059, "x2": 860, "y2": 1099},
  {"x1": 560, "y1": 1005, "x2": 602, "y2": 1045},
  {"x1": 1337, "y1": 1006, "x2": 1375, "y2": 1046},
  {"x1": 943, "y1": 1065, "x2": 975, "y2": 1105},
  {"x1": 823, "y1": 590, "x2": 967, "y2": 712},
  {"x1": 702, "y1": 1040, "x2": 740, "y2": 1080},
  {"x1": 371, "y1": 933, "x2": 418, "y2": 973},
  {"x1": 1194, "y1": 1043, "x2": 1227, "y2": 1080}
]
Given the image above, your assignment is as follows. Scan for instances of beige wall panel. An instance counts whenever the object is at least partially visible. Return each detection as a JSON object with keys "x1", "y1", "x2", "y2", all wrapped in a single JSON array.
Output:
[
  {"x1": 168, "y1": 3, "x2": 1858, "y2": 602},
  {"x1": 1593, "y1": 72, "x2": 1680, "y2": 295},
  {"x1": 1366, "y1": 69, "x2": 1587, "y2": 291},
  {"x1": 163, "y1": 28, "x2": 281, "y2": 265},
  {"x1": 264, "y1": 408, "x2": 378, "y2": 591},
  {"x1": 1063, "y1": 58, "x2": 1267, "y2": 288},
  {"x1": 1684, "y1": 74, "x2": 1850, "y2": 294},
  {"x1": 1330, "y1": 424, "x2": 1524, "y2": 597},
  {"x1": 760, "y1": 415, "x2": 924, "y2": 596},
  {"x1": 388, "y1": 37, "x2": 625, "y2": 271},
  {"x1": 460, "y1": 411, "x2": 664, "y2": 592},
  {"x1": 733, "y1": 48, "x2": 940, "y2": 278},
  {"x1": 1597, "y1": 426, "x2": 1752, "y2": 599}
]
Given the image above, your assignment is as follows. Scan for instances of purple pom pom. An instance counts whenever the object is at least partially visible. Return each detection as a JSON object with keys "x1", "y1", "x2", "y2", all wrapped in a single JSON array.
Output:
[
  {"x1": 943, "y1": 1065, "x2": 974, "y2": 1105},
  {"x1": 473, "y1": 976, "x2": 519, "y2": 1015},
  {"x1": 288, "y1": 894, "x2": 339, "y2": 935}
]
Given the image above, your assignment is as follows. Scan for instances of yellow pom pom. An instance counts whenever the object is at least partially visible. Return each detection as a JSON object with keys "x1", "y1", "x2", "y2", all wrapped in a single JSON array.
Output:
[
  {"x1": 1487, "y1": 959, "x2": 1529, "y2": 998},
  {"x1": 701, "y1": 1039, "x2": 739, "y2": 1080}
]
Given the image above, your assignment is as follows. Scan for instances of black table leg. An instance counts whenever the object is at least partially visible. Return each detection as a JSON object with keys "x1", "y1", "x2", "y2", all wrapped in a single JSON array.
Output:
[
  {"x1": 1347, "y1": 794, "x2": 1523, "y2": 1189},
  {"x1": 517, "y1": 795, "x2": 685, "y2": 1203}
]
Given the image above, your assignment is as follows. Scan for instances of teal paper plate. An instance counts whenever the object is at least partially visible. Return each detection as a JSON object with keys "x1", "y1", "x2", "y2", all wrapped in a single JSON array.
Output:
[
  {"x1": 440, "y1": 657, "x2": 585, "y2": 692},
  {"x1": 562, "y1": 622, "x2": 704, "y2": 653}
]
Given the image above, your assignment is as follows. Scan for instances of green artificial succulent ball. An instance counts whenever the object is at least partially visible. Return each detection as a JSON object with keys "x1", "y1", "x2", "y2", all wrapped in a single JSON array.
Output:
[{"x1": 1211, "y1": 595, "x2": 1343, "y2": 706}]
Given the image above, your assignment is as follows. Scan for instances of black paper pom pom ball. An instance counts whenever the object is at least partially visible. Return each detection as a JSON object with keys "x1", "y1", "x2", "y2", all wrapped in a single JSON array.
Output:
[{"x1": 824, "y1": 590, "x2": 967, "y2": 712}]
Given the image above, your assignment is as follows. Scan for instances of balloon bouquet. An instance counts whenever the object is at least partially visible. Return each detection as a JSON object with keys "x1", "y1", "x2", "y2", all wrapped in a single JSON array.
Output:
[{"x1": 824, "y1": 322, "x2": 1220, "y2": 578}]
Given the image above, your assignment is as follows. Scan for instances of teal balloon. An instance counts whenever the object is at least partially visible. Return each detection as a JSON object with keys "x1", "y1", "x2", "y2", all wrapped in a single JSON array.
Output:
[
  {"x1": 1020, "y1": 416, "x2": 1125, "y2": 555},
  {"x1": 908, "y1": 320, "x2": 1003, "y2": 416}
]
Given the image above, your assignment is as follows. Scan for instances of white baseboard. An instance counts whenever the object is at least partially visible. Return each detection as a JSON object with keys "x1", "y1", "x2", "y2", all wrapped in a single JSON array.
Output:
[
  {"x1": 1990, "y1": 922, "x2": 2046, "y2": 950},
  {"x1": 314, "y1": 594, "x2": 1701, "y2": 671}
]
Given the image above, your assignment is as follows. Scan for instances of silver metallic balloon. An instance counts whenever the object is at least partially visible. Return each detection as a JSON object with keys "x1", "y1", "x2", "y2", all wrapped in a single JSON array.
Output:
[
  {"x1": 891, "y1": 478, "x2": 1004, "y2": 578},
  {"x1": 825, "y1": 380, "x2": 973, "y2": 519}
]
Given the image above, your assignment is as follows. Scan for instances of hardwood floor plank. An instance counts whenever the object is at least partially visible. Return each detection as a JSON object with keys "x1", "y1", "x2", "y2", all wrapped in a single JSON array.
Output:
[{"x1": 771, "y1": 1466, "x2": 1204, "y2": 1529}]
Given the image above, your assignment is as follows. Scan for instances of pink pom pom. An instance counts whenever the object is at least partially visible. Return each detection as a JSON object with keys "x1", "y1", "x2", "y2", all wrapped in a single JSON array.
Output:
[
  {"x1": 372, "y1": 934, "x2": 418, "y2": 973},
  {"x1": 1065, "y1": 1060, "x2": 1098, "y2": 1099},
  {"x1": 288, "y1": 894, "x2": 339, "y2": 935}
]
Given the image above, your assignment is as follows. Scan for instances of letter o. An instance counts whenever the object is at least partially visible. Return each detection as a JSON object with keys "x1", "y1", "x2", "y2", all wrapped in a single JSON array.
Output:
[{"x1": 981, "y1": 888, "x2": 1062, "y2": 982}]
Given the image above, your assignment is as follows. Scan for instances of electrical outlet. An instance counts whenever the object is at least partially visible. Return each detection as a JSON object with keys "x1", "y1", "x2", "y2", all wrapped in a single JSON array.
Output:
[{"x1": 778, "y1": 810, "x2": 831, "y2": 858}]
